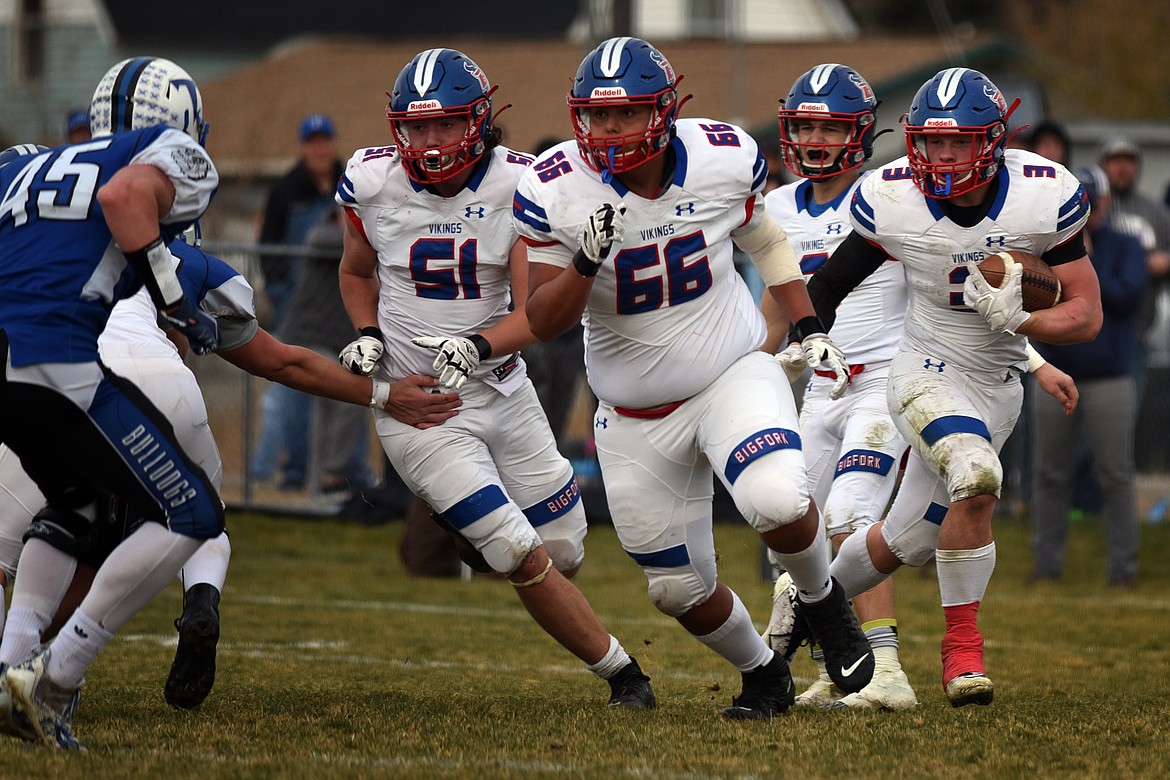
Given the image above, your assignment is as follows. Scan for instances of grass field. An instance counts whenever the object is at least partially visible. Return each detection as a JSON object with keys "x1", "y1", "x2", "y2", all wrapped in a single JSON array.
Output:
[{"x1": 2, "y1": 512, "x2": 1169, "y2": 779}]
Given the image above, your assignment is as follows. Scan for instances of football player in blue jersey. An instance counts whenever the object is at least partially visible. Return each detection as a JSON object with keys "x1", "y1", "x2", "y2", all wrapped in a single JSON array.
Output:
[{"x1": 0, "y1": 57, "x2": 227, "y2": 749}]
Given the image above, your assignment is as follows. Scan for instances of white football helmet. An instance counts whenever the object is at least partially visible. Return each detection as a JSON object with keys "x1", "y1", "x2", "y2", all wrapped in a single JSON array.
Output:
[{"x1": 89, "y1": 57, "x2": 209, "y2": 145}]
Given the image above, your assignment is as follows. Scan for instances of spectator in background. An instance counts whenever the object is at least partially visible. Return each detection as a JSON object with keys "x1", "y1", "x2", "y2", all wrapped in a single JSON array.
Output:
[
  {"x1": 267, "y1": 206, "x2": 375, "y2": 498},
  {"x1": 64, "y1": 108, "x2": 90, "y2": 143},
  {"x1": 1030, "y1": 166, "x2": 1147, "y2": 588},
  {"x1": 251, "y1": 114, "x2": 344, "y2": 490},
  {"x1": 1027, "y1": 119, "x2": 1070, "y2": 166}
]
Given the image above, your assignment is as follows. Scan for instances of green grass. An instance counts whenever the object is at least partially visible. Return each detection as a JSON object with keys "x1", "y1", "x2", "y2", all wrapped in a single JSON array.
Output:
[{"x1": 3, "y1": 513, "x2": 1169, "y2": 779}]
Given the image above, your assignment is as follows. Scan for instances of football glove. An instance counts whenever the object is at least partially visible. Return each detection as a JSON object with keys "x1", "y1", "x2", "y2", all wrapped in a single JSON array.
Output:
[
  {"x1": 801, "y1": 332, "x2": 850, "y2": 400},
  {"x1": 963, "y1": 259, "x2": 1031, "y2": 334},
  {"x1": 159, "y1": 298, "x2": 219, "y2": 355},
  {"x1": 574, "y1": 202, "x2": 626, "y2": 276},
  {"x1": 339, "y1": 327, "x2": 384, "y2": 375},
  {"x1": 412, "y1": 335, "x2": 481, "y2": 391},
  {"x1": 775, "y1": 342, "x2": 807, "y2": 385}
]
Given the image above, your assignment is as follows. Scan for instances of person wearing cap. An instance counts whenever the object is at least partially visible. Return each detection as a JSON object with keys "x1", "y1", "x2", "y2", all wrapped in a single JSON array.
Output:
[
  {"x1": 1029, "y1": 165, "x2": 1147, "y2": 588},
  {"x1": 64, "y1": 108, "x2": 90, "y2": 144},
  {"x1": 251, "y1": 114, "x2": 354, "y2": 492}
]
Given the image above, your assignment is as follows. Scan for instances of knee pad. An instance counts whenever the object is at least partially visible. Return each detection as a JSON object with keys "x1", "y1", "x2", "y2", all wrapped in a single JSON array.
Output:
[
  {"x1": 23, "y1": 505, "x2": 93, "y2": 558},
  {"x1": 883, "y1": 512, "x2": 943, "y2": 567},
  {"x1": 462, "y1": 504, "x2": 543, "y2": 576},
  {"x1": 732, "y1": 465, "x2": 809, "y2": 533},
  {"x1": 646, "y1": 566, "x2": 714, "y2": 618},
  {"x1": 542, "y1": 537, "x2": 585, "y2": 575},
  {"x1": 933, "y1": 433, "x2": 1002, "y2": 502}
]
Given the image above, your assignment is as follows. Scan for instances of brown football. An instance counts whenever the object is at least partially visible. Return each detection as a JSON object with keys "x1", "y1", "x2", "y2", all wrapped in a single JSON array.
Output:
[{"x1": 975, "y1": 250, "x2": 1061, "y2": 312}]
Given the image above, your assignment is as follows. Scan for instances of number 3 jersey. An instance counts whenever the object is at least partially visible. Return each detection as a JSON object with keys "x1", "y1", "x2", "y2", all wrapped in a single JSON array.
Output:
[
  {"x1": 513, "y1": 118, "x2": 769, "y2": 409},
  {"x1": 337, "y1": 145, "x2": 533, "y2": 394},
  {"x1": 0, "y1": 128, "x2": 217, "y2": 367},
  {"x1": 851, "y1": 149, "x2": 1087, "y2": 374}
]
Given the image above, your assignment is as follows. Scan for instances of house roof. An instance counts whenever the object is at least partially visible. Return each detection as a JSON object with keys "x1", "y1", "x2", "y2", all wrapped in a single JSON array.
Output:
[{"x1": 200, "y1": 36, "x2": 1015, "y2": 177}]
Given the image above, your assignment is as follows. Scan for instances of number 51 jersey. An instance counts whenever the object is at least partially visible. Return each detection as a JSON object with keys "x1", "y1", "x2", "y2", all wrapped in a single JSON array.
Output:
[
  {"x1": 513, "y1": 118, "x2": 769, "y2": 409},
  {"x1": 337, "y1": 145, "x2": 533, "y2": 394}
]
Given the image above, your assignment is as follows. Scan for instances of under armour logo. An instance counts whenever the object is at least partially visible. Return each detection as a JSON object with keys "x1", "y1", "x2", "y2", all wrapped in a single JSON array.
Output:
[
  {"x1": 985, "y1": 235, "x2": 1007, "y2": 247},
  {"x1": 923, "y1": 359, "x2": 946, "y2": 372},
  {"x1": 595, "y1": 417, "x2": 608, "y2": 429},
  {"x1": 676, "y1": 202, "x2": 695, "y2": 216},
  {"x1": 826, "y1": 223, "x2": 843, "y2": 235},
  {"x1": 465, "y1": 206, "x2": 485, "y2": 219}
]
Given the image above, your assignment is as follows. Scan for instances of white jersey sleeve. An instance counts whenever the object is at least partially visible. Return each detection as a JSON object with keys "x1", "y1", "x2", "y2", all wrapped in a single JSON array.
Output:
[
  {"x1": 130, "y1": 129, "x2": 218, "y2": 226},
  {"x1": 850, "y1": 150, "x2": 1088, "y2": 373},
  {"x1": 514, "y1": 120, "x2": 770, "y2": 409},
  {"x1": 339, "y1": 145, "x2": 533, "y2": 395}
]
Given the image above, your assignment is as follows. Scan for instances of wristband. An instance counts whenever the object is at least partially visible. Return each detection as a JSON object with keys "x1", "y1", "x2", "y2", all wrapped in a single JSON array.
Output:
[
  {"x1": 792, "y1": 316, "x2": 826, "y2": 342},
  {"x1": 359, "y1": 326, "x2": 384, "y2": 341},
  {"x1": 369, "y1": 377, "x2": 390, "y2": 409},
  {"x1": 572, "y1": 249, "x2": 601, "y2": 278},
  {"x1": 469, "y1": 334, "x2": 492, "y2": 360}
]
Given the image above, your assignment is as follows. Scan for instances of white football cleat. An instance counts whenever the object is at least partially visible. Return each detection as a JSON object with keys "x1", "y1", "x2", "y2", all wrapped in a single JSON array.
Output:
[
  {"x1": 944, "y1": 672, "x2": 994, "y2": 708},
  {"x1": 795, "y1": 659, "x2": 844, "y2": 709},
  {"x1": 764, "y1": 572, "x2": 809, "y2": 662},
  {"x1": 5, "y1": 646, "x2": 84, "y2": 750},
  {"x1": 832, "y1": 665, "x2": 919, "y2": 711}
]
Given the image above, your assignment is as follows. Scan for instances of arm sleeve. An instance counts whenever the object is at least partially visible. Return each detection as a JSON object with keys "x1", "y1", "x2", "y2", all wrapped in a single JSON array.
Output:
[{"x1": 805, "y1": 231, "x2": 889, "y2": 330}]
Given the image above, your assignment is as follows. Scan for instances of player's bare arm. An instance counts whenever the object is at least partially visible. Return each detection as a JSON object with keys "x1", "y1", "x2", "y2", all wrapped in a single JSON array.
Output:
[
  {"x1": 527, "y1": 257, "x2": 591, "y2": 340},
  {"x1": 463, "y1": 239, "x2": 539, "y2": 356},
  {"x1": 97, "y1": 164, "x2": 176, "y2": 249},
  {"x1": 1017, "y1": 255, "x2": 1102, "y2": 344},
  {"x1": 338, "y1": 214, "x2": 380, "y2": 331}
]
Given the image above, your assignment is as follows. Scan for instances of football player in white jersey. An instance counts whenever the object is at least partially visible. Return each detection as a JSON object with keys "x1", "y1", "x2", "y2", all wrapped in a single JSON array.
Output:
[
  {"x1": 778, "y1": 68, "x2": 1100, "y2": 707},
  {"x1": 756, "y1": 64, "x2": 918, "y2": 711},
  {"x1": 336, "y1": 48, "x2": 654, "y2": 710},
  {"x1": 518, "y1": 37, "x2": 874, "y2": 719}
]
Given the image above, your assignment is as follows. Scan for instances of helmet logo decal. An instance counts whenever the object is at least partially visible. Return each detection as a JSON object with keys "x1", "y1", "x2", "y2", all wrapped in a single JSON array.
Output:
[
  {"x1": 808, "y1": 63, "x2": 838, "y2": 93},
  {"x1": 649, "y1": 48, "x2": 675, "y2": 83},
  {"x1": 797, "y1": 101, "x2": 830, "y2": 114},
  {"x1": 463, "y1": 60, "x2": 490, "y2": 92},
  {"x1": 934, "y1": 67, "x2": 967, "y2": 108},
  {"x1": 849, "y1": 73, "x2": 874, "y2": 102},
  {"x1": 412, "y1": 48, "x2": 445, "y2": 97},
  {"x1": 984, "y1": 84, "x2": 1006, "y2": 114},
  {"x1": 599, "y1": 37, "x2": 632, "y2": 77}
]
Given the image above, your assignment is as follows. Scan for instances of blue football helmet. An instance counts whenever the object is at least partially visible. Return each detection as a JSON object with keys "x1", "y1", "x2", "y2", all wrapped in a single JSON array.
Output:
[
  {"x1": 567, "y1": 37, "x2": 688, "y2": 176},
  {"x1": 388, "y1": 48, "x2": 499, "y2": 184},
  {"x1": 778, "y1": 64, "x2": 878, "y2": 180},
  {"x1": 0, "y1": 143, "x2": 49, "y2": 168},
  {"x1": 89, "y1": 57, "x2": 209, "y2": 146},
  {"x1": 904, "y1": 67, "x2": 1017, "y2": 198}
]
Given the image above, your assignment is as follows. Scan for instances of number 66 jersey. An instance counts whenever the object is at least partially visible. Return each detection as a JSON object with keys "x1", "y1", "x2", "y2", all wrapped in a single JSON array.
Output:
[{"x1": 513, "y1": 119, "x2": 769, "y2": 410}]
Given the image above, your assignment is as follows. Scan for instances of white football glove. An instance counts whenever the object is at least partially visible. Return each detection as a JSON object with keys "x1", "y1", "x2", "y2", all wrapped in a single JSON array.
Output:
[
  {"x1": 775, "y1": 342, "x2": 807, "y2": 385},
  {"x1": 412, "y1": 335, "x2": 480, "y2": 390},
  {"x1": 963, "y1": 259, "x2": 1031, "y2": 334},
  {"x1": 801, "y1": 333, "x2": 850, "y2": 400},
  {"x1": 579, "y1": 202, "x2": 626, "y2": 265},
  {"x1": 339, "y1": 328, "x2": 384, "y2": 375}
]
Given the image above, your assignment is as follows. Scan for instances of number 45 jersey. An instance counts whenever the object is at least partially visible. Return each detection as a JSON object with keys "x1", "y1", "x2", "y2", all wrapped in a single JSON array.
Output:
[
  {"x1": 337, "y1": 145, "x2": 534, "y2": 394},
  {"x1": 513, "y1": 119, "x2": 769, "y2": 410},
  {"x1": 0, "y1": 128, "x2": 217, "y2": 368}
]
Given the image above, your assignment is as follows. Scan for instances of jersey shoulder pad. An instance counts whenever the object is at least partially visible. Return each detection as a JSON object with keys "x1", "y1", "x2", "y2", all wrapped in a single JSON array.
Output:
[
  {"x1": 337, "y1": 146, "x2": 400, "y2": 207},
  {"x1": 676, "y1": 118, "x2": 765, "y2": 195}
]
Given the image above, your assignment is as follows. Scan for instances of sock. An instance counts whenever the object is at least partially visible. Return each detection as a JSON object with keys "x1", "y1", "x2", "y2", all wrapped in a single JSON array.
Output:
[
  {"x1": 585, "y1": 635, "x2": 632, "y2": 679},
  {"x1": 695, "y1": 590, "x2": 772, "y2": 672},
  {"x1": 941, "y1": 601, "x2": 984, "y2": 681},
  {"x1": 773, "y1": 527, "x2": 832, "y2": 603},
  {"x1": 46, "y1": 609, "x2": 112, "y2": 689},
  {"x1": 0, "y1": 606, "x2": 47, "y2": 667},
  {"x1": 862, "y1": 619, "x2": 900, "y2": 652},
  {"x1": 936, "y1": 543, "x2": 996, "y2": 607},
  {"x1": 180, "y1": 532, "x2": 231, "y2": 591},
  {"x1": 831, "y1": 531, "x2": 886, "y2": 600}
]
